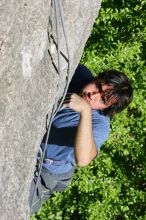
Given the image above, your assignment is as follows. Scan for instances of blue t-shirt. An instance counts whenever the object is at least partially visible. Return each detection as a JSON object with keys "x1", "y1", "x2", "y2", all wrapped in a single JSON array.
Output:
[{"x1": 42, "y1": 65, "x2": 110, "y2": 173}]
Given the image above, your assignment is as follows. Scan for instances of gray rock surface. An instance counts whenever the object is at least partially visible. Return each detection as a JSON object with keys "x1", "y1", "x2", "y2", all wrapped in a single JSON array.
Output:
[{"x1": 0, "y1": 0, "x2": 101, "y2": 219}]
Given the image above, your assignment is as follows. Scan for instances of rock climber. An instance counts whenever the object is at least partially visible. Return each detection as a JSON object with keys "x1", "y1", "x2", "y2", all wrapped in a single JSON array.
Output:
[{"x1": 29, "y1": 64, "x2": 133, "y2": 213}]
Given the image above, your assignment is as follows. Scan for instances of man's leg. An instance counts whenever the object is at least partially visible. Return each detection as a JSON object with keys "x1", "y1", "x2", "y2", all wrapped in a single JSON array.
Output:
[
  {"x1": 53, "y1": 167, "x2": 75, "y2": 192},
  {"x1": 29, "y1": 167, "x2": 75, "y2": 214},
  {"x1": 29, "y1": 168, "x2": 58, "y2": 214}
]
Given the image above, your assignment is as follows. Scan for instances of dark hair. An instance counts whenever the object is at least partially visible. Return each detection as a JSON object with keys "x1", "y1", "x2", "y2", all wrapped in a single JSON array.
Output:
[{"x1": 95, "y1": 70, "x2": 133, "y2": 117}]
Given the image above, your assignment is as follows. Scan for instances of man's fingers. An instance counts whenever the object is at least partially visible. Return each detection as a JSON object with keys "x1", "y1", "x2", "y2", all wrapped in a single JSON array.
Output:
[
  {"x1": 63, "y1": 99, "x2": 70, "y2": 104},
  {"x1": 63, "y1": 93, "x2": 74, "y2": 103},
  {"x1": 62, "y1": 93, "x2": 84, "y2": 111},
  {"x1": 63, "y1": 97, "x2": 72, "y2": 103}
]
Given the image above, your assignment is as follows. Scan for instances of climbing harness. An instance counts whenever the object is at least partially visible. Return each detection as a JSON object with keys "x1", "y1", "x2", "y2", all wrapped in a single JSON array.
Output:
[{"x1": 30, "y1": 0, "x2": 72, "y2": 213}]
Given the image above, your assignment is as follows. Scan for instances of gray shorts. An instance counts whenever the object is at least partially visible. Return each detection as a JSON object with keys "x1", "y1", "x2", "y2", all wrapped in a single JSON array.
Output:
[{"x1": 29, "y1": 166, "x2": 75, "y2": 214}]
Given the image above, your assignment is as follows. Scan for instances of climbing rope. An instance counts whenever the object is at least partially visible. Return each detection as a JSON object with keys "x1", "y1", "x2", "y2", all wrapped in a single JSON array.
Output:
[{"x1": 30, "y1": 0, "x2": 72, "y2": 212}]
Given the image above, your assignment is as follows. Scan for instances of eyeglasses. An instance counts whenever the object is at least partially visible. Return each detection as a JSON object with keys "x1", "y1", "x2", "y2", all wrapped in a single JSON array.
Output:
[
  {"x1": 82, "y1": 92, "x2": 98, "y2": 100},
  {"x1": 82, "y1": 91, "x2": 118, "y2": 106}
]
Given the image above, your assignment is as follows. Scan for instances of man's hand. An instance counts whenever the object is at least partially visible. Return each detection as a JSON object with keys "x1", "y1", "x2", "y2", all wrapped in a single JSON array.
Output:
[
  {"x1": 63, "y1": 93, "x2": 91, "y2": 113},
  {"x1": 63, "y1": 93, "x2": 97, "y2": 167}
]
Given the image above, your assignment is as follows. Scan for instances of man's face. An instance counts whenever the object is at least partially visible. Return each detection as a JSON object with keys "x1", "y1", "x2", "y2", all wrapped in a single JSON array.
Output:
[{"x1": 82, "y1": 82, "x2": 116, "y2": 110}]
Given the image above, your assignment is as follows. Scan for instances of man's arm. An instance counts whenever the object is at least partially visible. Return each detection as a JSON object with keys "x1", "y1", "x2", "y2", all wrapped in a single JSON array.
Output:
[
  {"x1": 63, "y1": 93, "x2": 97, "y2": 167},
  {"x1": 74, "y1": 106, "x2": 97, "y2": 166}
]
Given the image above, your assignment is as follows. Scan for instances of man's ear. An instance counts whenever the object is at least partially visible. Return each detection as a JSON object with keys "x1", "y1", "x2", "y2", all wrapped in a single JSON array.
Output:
[{"x1": 108, "y1": 96, "x2": 118, "y2": 106}]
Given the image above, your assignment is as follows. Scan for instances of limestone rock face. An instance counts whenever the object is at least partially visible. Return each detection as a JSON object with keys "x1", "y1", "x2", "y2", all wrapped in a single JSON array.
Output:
[{"x1": 0, "y1": 0, "x2": 101, "y2": 219}]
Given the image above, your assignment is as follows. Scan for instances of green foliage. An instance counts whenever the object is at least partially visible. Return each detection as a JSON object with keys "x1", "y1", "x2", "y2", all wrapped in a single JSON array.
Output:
[{"x1": 31, "y1": 0, "x2": 146, "y2": 219}]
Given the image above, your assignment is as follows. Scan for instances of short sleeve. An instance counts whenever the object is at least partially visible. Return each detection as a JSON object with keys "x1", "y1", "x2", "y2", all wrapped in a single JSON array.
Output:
[{"x1": 92, "y1": 111, "x2": 110, "y2": 152}]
